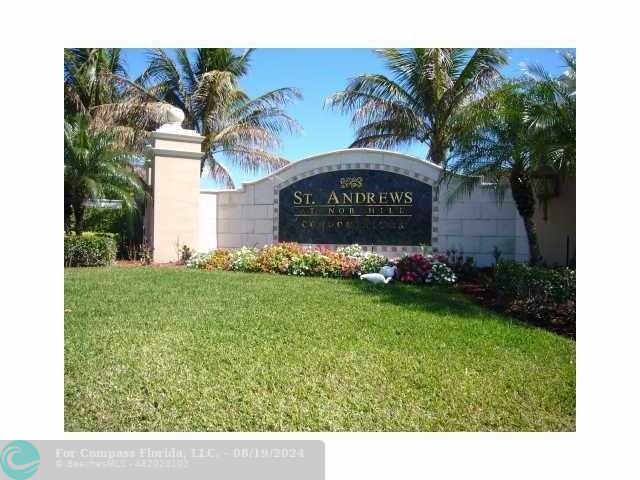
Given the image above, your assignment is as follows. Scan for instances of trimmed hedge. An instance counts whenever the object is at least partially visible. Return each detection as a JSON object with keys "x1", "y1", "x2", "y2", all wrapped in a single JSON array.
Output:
[
  {"x1": 69, "y1": 207, "x2": 145, "y2": 259},
  {"x1": 64, "y1": 234, "x2": 117, "y2": 267}
]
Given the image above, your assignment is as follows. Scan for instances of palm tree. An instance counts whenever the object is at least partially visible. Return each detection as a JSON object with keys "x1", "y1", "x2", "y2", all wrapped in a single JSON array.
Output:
[
  {"x1": 326, "y1": 48, "x2": 507, "y2": 165},
  {"x1": 140, "y1": 48, "x2": 301, "y2": 187},
  {"x1": 64, "y1": 115, "x2": 147, "y2": 234},
  {"x1": 525, "y1": 51, "x2": 576, "y2": 176},
  {"x1": 448, "y1": 82, "x2": 544, "y2": 264},
  {"x1": 64, "y1": 48, "x2": 165, "y2": 152},
  {"x1": 449, "y1": 52, "x2": 576, "y2": 266}
]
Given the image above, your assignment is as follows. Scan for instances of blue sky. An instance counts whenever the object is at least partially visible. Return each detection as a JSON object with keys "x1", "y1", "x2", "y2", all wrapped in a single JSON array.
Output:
[{"x1": 120, "y1": 48, "x2": 573, "y2": 188}]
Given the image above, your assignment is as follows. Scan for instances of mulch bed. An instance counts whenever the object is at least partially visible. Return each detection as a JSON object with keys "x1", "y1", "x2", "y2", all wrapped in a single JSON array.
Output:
[{"x1": 456, "y1": 281, "x2": 576, "y2": 340}]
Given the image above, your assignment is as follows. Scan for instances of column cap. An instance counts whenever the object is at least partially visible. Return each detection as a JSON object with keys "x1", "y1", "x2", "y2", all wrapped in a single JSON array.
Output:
[
  {"x1": 152, "y1": 129, "x2": 205, "y2": 143},
  {"x1": 151, "y1": 147, "x2": 204, "y2": 160}
]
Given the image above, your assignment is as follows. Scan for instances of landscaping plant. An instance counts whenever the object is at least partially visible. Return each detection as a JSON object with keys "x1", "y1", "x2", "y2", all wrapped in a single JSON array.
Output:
[
  {"x1": 186, "y1": 243, "x2": 457, "y2": 286},
  {"x1": 229, "y1": 247, "x2": 260, "y2": 272},
  {"x1": 255, "y1": 243, "x2": 304, "y2": 274},
  {"x1": 64, "y1": 234, "x2": 117, "y2": 267},
  {"x1": 492, "y1": 261, "x2": 576, "y2": 334},
  {"x1": 395, "y1": 252, "x2": 455, "y2": 285}
]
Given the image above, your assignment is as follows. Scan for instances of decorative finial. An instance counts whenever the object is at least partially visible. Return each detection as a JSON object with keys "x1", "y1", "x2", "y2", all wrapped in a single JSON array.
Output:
[
  {"x1": 165, "y1": 105, "x2": 185, "y2": 126},
  {"x1": 156, "y1": 104, "x2": 199, "y2": 136}
]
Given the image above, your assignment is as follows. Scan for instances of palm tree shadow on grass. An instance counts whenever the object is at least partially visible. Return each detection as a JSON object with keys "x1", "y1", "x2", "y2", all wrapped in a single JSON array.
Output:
[
  {"x1": 346, "y1": 280, "x2": 537, "y2": 332},
  {"x1": 348, "y1": 281, "x2": 479, "y2": 316}
]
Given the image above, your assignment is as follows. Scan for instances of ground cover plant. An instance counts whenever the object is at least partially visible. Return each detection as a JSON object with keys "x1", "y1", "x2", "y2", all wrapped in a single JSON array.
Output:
[{"x1": 65, "y1": 266, "x2": 575, "y2": 432}]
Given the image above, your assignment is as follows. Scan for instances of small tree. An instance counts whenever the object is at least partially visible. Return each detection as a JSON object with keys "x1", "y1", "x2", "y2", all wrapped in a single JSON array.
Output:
[
  {"x1": 64, "y1": 115, "x2": 146, "y2": 234},
  {"x1": 449, "y1": 60, "x2": 575, "y2": 266},
  {"x1": 449, "y1": 52, "x2": 575, "y2": 265}
]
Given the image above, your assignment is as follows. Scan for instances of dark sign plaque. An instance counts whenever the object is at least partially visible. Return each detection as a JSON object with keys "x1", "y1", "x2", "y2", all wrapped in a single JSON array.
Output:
[{"x1": 278, "y1": 169, "x2": 432, "y2": 245}]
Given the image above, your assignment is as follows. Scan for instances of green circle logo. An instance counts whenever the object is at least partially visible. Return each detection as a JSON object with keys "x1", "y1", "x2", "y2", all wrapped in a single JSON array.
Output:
[{"x1": 0, "y1": 441, "x2": 40, "y2": 480}]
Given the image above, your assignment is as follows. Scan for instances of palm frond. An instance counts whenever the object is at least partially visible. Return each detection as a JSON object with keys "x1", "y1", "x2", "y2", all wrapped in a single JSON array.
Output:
[{"x1": 201, "y1": 151, "x2": 235, "y2": 188}]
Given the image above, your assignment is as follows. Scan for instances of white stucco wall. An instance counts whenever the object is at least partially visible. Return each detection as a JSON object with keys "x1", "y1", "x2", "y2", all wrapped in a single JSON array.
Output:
[
  {"x1": 198, "y1": 192, "x2": 217, "y2": 252},
  {"x1": 437, "y1": 183, "x2": 529, "y2": 265},
  {"x1": 198, "y1": 149, "x2": 529, "y2": 267}
]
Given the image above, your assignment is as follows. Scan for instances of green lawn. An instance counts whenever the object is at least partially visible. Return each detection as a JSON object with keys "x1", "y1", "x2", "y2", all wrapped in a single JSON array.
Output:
[{"x1": 64, "y1": 267, "x2": 575, "y2": 431}]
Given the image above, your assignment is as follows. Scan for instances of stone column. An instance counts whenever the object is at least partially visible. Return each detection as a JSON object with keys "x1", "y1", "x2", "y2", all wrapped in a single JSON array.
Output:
[{"x1": 148, "y1": 107, "x2": 205, "y2": 263}]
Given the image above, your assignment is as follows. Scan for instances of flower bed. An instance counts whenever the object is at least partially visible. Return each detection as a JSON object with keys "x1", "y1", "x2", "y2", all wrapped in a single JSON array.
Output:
[{"x1": 186, "y1": 243, "x2": 456, "y2": 285}]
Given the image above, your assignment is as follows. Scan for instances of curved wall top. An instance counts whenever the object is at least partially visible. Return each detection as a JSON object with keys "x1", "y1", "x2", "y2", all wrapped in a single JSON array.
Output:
[
  {"x1": 149, "y1": 127, "x2": 529, "y2": 266},
  {"x1": 200, "y1": 148, "x2": 527, "y2": 265},
  {"x1": 201, "y1": 148, "x2": 443, "y2": 194}
]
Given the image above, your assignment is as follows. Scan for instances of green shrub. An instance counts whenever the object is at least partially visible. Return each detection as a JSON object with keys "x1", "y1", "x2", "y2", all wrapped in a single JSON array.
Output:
[
  {"x1": 81, "y1": 231, "x2": 120, "y2": 242},
  {"x1": 81, "y1": 208, "x2": 124, "y2": 233},
  {"x1": 71, "y1": 207, "x2": 144, "y2": 259},
  {"x1": 492, "y1": 261, "x2": 575, "y2": 331},
  {"x1": 494, "y1": 261, "x2": 575, "y2": 304},
  {"x1": 64, "y1": 235, "x2": 117, "y2": 267}
]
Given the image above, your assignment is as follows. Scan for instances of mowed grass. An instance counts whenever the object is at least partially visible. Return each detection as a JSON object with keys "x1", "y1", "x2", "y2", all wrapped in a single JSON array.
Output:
[{"x1": 64, "y1": 267, "x2": 575, "y2": 432}]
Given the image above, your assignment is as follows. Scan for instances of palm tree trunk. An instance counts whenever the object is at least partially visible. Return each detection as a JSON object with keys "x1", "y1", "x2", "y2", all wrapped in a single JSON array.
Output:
[
  {"x1": 64, "y1": 189, "x2": 73, "y2": 233},
  {"x1": 509, "y1": 170, "x2": 543, "y2": 265},
  {"x1": 429, "y1": 139, "x2": 446, "y2": 165},
  {"x1": 521, "y1": 215, "x2": 542, "y2": 266},
  {"x1": 73, "y1": 200, "x2": 85, "y2": 235}
]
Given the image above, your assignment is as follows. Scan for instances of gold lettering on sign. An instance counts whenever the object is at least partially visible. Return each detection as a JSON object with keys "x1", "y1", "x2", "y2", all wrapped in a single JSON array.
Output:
[
  {"x1": 298, "y1": 190, "x2": 415, "y2": 207},
  {"x1": 340, "y1": 177, "x2": 363, "y2": 189},
  {"x1": 293, "y1": 191, "x2": 314, "y2": 205},
  {"x1": 327, "y1": 191, "x2": 340, "y2": 205},
  {"x1": 389, "y1": 191, "x2": 403, "y2": 203}
]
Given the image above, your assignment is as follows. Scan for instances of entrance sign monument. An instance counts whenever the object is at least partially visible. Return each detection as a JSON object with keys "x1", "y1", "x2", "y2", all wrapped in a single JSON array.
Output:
[
  {"x1": 145, "y1": 117, "x2": 533, "y2": 265},
  {"x1": 278, "y1": 169, "x2": 432, "y2": 246}
]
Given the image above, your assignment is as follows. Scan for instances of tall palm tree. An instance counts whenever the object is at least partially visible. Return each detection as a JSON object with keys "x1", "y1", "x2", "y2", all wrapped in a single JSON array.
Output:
[
  {"x1": 326, "y1": 48, "x2": 507, "y2": 165},
  {"x1": 64, "y1": 115, "x2": 147, "y2": 234},
  {"x1": 140, "y1": 48, "x2": 301, "y2": 187},
  {"x1": 64, "y1": 48, "x2": 165, "y2": 152}
]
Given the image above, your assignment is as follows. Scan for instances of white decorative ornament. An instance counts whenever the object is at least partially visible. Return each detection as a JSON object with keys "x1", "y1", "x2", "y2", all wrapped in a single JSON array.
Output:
[
  {"x1": 379, "y1": 265, "x2": 397, "y2": 279},
  {"x1": 156, "y1": 104, "x2": 199, "y2": 135},
  {"x1": 360, "y1": 273, "x2": 393, "y2": 285},
  {"x1": 165, "y1": 105, "x2": 185, "y2": 126}
]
